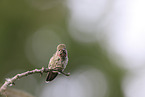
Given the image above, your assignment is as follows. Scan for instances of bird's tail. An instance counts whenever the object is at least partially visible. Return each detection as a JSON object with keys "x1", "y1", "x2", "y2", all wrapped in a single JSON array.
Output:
[{"x1": 46, "y1": 71, "x2": 58, "y2": 82}]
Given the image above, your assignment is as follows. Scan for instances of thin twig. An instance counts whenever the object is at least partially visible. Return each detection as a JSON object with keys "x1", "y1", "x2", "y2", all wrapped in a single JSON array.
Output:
[{"x1": 0, "y1": 67, "x2": 70, "y2": 94}]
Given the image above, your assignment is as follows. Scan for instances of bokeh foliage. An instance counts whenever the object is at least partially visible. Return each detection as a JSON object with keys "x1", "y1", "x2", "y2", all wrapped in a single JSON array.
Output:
[{"x1": 0, "y1": 0, "x2": 125, "y2": 97}]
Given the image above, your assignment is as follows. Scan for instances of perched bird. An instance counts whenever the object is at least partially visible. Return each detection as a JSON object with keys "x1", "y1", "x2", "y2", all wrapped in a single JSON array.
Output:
[{"x1": 46, "y1": 44, "x2": 68, "y2": 82}]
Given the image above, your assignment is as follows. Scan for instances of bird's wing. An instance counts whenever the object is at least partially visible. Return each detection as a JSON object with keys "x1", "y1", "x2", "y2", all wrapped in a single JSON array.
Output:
[{"x1": 48, "y1": 54, "x2": 60, "y2": 69}]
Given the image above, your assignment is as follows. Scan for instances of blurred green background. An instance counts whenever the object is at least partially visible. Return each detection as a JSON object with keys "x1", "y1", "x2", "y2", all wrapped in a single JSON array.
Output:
[{"x1": 1, "y1": 0, "x2": 144, "y2": 97}]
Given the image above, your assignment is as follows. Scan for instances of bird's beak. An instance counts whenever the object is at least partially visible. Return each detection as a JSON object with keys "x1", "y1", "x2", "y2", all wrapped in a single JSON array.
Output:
[{"x1": 62, "y1": 49, "x2": 66, "y2": 53}]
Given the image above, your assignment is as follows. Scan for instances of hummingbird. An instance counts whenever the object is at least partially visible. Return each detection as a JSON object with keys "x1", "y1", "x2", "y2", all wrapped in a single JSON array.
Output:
[{"x1": 46, "y1": 44, "x2": 68, "y2": 82}]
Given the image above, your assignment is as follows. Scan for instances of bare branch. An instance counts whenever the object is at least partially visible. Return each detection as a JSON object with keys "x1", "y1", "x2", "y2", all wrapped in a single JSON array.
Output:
[
  {"x1": 0, "y1": 67, "x2": 70, "y2": 95},
  {"x1": 59, "y1": 71, "x2": 70, "y2": 76}
]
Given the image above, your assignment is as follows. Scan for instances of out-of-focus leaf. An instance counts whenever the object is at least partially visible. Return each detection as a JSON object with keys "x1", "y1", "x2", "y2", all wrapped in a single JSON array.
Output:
[{"x1": 1, "y1": 87, "x2": 34, "y2": 97}]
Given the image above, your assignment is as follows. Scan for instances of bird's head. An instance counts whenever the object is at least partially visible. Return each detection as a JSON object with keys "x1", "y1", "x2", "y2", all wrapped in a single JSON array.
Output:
[{"x1": 57, "y1": 44, "x2": 67, "y2": 58}]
